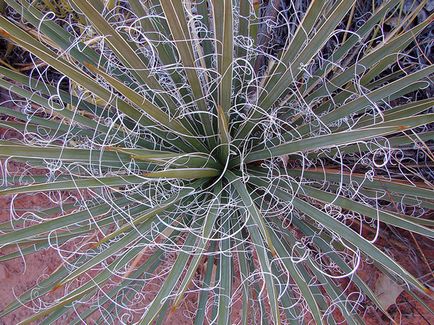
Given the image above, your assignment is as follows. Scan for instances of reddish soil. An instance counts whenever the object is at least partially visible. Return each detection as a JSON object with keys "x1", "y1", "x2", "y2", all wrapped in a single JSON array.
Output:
[
  {"x1": 0, "y1": 120, "x2": 433, "y2": 324},
  {"x1": 1, "y1": 185, "x2": 433, "y2": 324}
]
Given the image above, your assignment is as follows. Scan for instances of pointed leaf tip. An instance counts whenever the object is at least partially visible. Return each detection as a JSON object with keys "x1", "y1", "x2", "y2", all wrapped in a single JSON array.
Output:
[
  {"x1": 50, "y1": 283, "x2": 63, "y2": 293},
  {"x1": 89, "y1": 242, "x2": 100, "y2": 249},
  {"x1": 0, "y1": 29, "x2": 10, "y2": 38},
  {"x1": 83, "y1": 61, "x2": 96, "y2": 72}
]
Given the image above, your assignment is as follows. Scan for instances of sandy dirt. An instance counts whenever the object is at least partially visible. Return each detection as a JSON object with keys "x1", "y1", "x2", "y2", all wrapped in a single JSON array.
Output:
[
  {"x1": 1, "y1": 187, "x2": 432, "y2": 325},
  {"x1": 0, "y1": 118, "x2": 433, "y2": 324}
]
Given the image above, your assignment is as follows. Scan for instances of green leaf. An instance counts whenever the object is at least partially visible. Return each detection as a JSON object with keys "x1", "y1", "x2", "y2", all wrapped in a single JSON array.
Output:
[
  {"x1": 298, "y1": 184, "x2": 434, "y2": 237},
  {"x1": 285, "y1": 168, "x2": 434, "y2": 201},
  {"x1": 310, "y1": 263, "x2": 363, "y2": 325},
  {"x1": 268, "y1": 226, "x2": 324, "y2": 325},
  {"x1": 143, "y1": 168, "x2": 220, "y2": 179},
  {"x1": 194, "y1": 241, "x2": 217, "y2": 325},
  {"x1": 95, "y1": 183, "x2": 199, "y2": 246},
  {"x1": 305, "y1": 13, "x2": 434, "y2": 103},
  {"x1": 159, "y1": 1, "x2": 214, "y2": 140},
  {"x1": 0, "y1": 141, "x2": 131, "y2": 163},
  {"x1": 84, "y1": 62, "x2": 206, "y2": 152},
  {"x1": 0, "y1": 18, "x2": 192, "y2": 152},
  {"x1": 0, "y1": 194, "x2": 141, "y2": 245},
  {"x1": 70, "y1": 235, "x2": 177, "y2": 325},
  {"x1": 108, "y1": 147, "x2": 218, "y2": 168},
  {"x1": 235, "y1": 0, "x2": 354, "y2": 141},
  {"x1": 217, "y1": 211, "x2": 232, "y2": 325},
  {"x1": 303, "y1": 0, "x2": 401, "y2": 95},
  {"x1": 243, "y1": 208, "x2": 281, "y2": 325},
  {"x1": 241, "y1": 114, "x2": 434, "y2": 164},
  {"x1": 232, "y1": 216, "x2": 251, "y2": 325},
  {"x1": 248, "y1": 189, "x2": 325, "y2": 324},
  {"x1": 69, "y1": 0, "x2": 158, "y2": 88},
  {"x1": 55, "y1": 213, "x2": 175, "y2": 289},
  {"x1": 226, "y1": 172, "x2": 280, "y2": 325},
  {"x1": 251, "y1": 167, "x2": 433, "y2": 237},
  {"x1": 0, "y1": 175, "x2": 146, "y2": 196},
  {"x1": 303, "y1": 66, "x2": 434, "y2": 135},
  {"x1": 211, "y1": 0, "x2": 234, "y2": 114},
  {"x1": 258, "y1": 180, "x2": 429, "y2": 292},
  {"x1": 289, "y1": 218, "x2": 395, "y2": 321},
  {"x1": 172, "y1": 183, "x2": 222, "y2": 308},
  {"x1": 17, "y1": 234, "x2": 168, "y2": 325},
  {"x1": 0, "y1": 255, "x2": 89, "y2": 318},
  {"x1": 138, "y1": 230, "x2": 200, "y2": 324},
  {"x1": 225, "y1": 171, "x2": 275, "y2": 254},
  {"x1": 217, "y1": 105, "x2": 231, "y2": 163}
]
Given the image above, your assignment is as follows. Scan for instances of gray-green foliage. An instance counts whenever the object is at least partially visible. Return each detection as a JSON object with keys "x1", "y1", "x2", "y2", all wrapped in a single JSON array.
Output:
[{"x1": 0, "y1": 0, "x2": 433, "y2": 324}]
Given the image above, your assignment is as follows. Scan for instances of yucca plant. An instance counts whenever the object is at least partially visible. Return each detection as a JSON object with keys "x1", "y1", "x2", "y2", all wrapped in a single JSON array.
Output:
[{"x1": 0, "y1": 0, "x2": 433, "y2": 323}]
